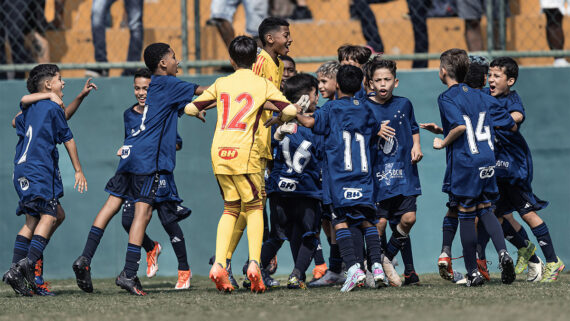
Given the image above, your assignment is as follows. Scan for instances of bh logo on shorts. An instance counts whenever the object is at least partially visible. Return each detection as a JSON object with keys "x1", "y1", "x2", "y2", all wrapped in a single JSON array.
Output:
[
  {"x1": 478, "y1": 166, "x2": 495, "y2": 179},
  {"x1": 18, "y1": 177, "x2": 30, "y2": 191},
  {"x1": 121, "y1": 145, "x2": 132, "y2": 159},
  {"x1": 343, "y1": 187, "x2": 363, "y2": 200},
  {"x1": 218, "y1": 147, "x2": 238, "y2": 160},
  {"x1": 278, "y1": 177, "x2": 298, "y2": 192}
]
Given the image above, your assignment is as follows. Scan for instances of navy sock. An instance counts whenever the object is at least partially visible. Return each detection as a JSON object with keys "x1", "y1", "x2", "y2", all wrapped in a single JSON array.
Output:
[
  {"x1": 329, "y1": 244, "x2": 342, "y2": 273},
  {"x1": 501, "y1": 219, "x2": 526, "y2": 249},
  {"x1": 335, "y1": 228, "x2": 358, "y2": 268},
  {"x1": 289, "y1": 224, "x2": 302, "y2": 264},
  {"x1": 389, "y1": 223, "x2": 415, "y2": 273},
  {"x1": 124, "y1": 243, "x2": 141, "y2": 278},
  {"x1": 163, "y1": 222, "x2": 189, "y2": 271},
  {"x1": 380, "y1": 232, "x2": 387, "y2": 254},
  {"x1": 260, "y1": 238, "x2": 284, "y2": 269},
  {"x1": 477, "y1": 207, "x2": 507, "y2": 254},
  {"x1": 514, "y1": 225, "x2": 539, "y2": 263},
  {"x1": 122, "y1": 214, "x2": 155, "y2": 253},
  {"x1": 295, "y1": 237, "x2": 317, "y2": 276},
  {"x1": 27, "y1": 235, "x2": 48, "y2": 263},
  {"x1": 476, "y1": 223, "x2": 490, "y2": 260},
  {"x1": 313, "y1": 238, "x2": 325, "y2": 266},
  {"x1": 441, "y1": 216, "x2": 458, "y2": 256},
  {"x1": 12, "y1": 235, "x2": 31, "y2": 264},
  {"x1": 364, "y1": 226, "x2": 382, "y2": 265},
  {"x1": 531, "y1": 223, "x2": 557, "y2": 263},
  {"x1": 386, "y1": 225, "x2": 408, "y2": 261},
  {"x1": 349, "y1": 225, "x2": 364, "y2": 267},
  {"x1": 458, "y1": 212, "x2": 477, "y2": 274},
  {"x1": 82, "y1": 226, "x2": 104, "y2": 262}
]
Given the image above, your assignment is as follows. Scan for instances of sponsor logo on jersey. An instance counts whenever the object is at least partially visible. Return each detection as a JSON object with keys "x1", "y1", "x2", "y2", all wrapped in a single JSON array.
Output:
[
  {"x1": 478, "y1": 166, "x2": 495, "y2": 179},
  {"x1": 343, "y1": 187, "x2": 363, "y2": 200},
  {"x1": 218, "y1": 147, "x2": 238, "y2": 160},
  {"x1": 496, "y1": 160, "x2": 509, "y2": 169},
  {"x1": 376, "y1": 162, "x2": 404, "y2": 186},
  {"x1": 18, "y1": 177, "x2": 29, "y2": 191},
  {"x1": 121, "y1": 145, "x2": 132, "y2": 159},
  {"x1": 278, "y1": 177, "x2": 298, "y2": 192}
]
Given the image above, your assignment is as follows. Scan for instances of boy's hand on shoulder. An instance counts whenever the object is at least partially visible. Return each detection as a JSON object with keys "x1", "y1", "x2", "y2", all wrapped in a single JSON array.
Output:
[
  {"x1": 49, "y1": 93, "x2": 64, "y2": 108},
  {"x1": 74, "y1": 171, "x2": 87, "y2": 193},
  {"x1": 197, "y1": 110, "x2": 207, "y2": 123},
  {"x1": 419, "y1": 123, "x2": 443, "y2": 134},
  {"x1": 295, "y1": 95, "x2": 310, "y2": 114},
  {"x1": 80, "y1": 78, "x2": 98, "y2": 97},
  {"x1": 433, "y1": 137, "x2": 444, "y2": 150},
  {"x1": 411, "y1": 144, "x2": 423, "y2": 164},
  {"x1": 378, "y1": 120, "x2": 395, "y2": 140}
]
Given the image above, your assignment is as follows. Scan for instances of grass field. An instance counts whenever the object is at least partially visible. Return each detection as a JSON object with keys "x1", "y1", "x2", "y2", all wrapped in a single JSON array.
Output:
[{"x1": 1, "y1": 273, "x2": 569, "y2": 321}]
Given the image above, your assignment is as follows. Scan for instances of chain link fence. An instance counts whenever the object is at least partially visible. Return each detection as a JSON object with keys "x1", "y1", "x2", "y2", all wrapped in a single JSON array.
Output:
[{"x1": 1, "y1": 0, "x2": 569, "y2": 78}]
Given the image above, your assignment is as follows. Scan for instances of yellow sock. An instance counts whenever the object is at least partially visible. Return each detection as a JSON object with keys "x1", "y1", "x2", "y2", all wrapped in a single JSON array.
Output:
[
  {"x1": 215, "y1": 201, "x2": 240, "y2": 268},
  {"x1": 226, "y1": 211, "x2": 247, "y2": 260},
  {"x1": 244, "y1": 199, "x2": 264, "y2": 263}
]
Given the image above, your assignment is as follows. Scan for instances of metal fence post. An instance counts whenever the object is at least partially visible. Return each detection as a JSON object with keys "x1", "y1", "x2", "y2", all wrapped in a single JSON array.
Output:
[
  {"x1": 194, "y1": 0, "x2": 201, "y2": 74},
  {"x1": 499, "y1": 0, "x2": 506, "y2": 50},
  {"x1": 486, "y1": 0, "x2": 494, "y2": 55},
  {"x1": 181, "y1": 0, "x2": 189, "y2": 74}
]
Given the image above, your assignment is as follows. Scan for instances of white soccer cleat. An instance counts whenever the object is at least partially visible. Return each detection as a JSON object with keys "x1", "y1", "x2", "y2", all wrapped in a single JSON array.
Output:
[
  {"x1": 146, "y1": 242, "x2": 161, "y2": 278},
  {"x1": 175, "y1": 269, "x2": 192, "y2": 289},
  {"x1": 527, "y1": 257, "x2": 544, "y2": 282},
  {"x1": 382, "y1": 255, "x2": 402, "y2": 287}
]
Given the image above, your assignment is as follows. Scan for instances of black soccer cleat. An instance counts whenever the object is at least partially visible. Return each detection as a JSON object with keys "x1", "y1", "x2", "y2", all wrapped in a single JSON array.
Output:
[
  {"x1": 3, "y1": 264, "x2": 33, "y2": 296},
  {"x1": 466, "y1": 270, "x2": 485, "y2": 287},
  {"x1": 116, "y1": 270, "x2": 146, "y2": 296},
  {"x1": 226, "y1": 259, "x2": 239, "y2": 289},
  {"x1": 16, "y1": 258, "x2": 37, "y2": 292},
  {"x1": 499, "y1": 250, "x2": 516, "y2": 285},
  {"x1": 72, "y1": 256, "x2": 93, "y2": 293},
  {"x1": 261, "y1": 268, "x2": 280, "y2": 288},
  {"x1": 403, "y1": 271, "x2": 421, "y2": 286}
]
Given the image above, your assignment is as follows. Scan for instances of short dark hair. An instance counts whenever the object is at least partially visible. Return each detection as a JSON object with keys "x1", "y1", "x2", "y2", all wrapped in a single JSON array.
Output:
[
  {"x1": 144, "y1": 43, "x2": 171, "y2": 73},
  {"x1": 280, "y1": 55, "x2": 296, "y2": 67},
  {"x1": 337, "y1": 45, "x2": 372, "y2": 65},
  {"x1": 283, "y1": 73, "x2": 318, "y2": 102},
  {"x1": 490, "y1": 56, "x2": 519, "y2": 83},
  {"x1": 337, "y1": 65, "x2": 364, "y2": 95},
  {"x1": 440, "y1": 48, "x2": 469, "y2": 82},
  {"x1": 364, "y1": 58, "x2": 397, "y2": 81},
  {"x1": 27, "y1": 64, "x2": 60, "y2": 94},
  {"x1": 465, "y1": 56, "x2": 489, "y2": 89},
  {"x1": 229, "y1": 36, "x2": 258, "y2": 68},
  {"x1": 258, "y1": 17, "x2": 289, "y2": 46},
  {"x1": 134, "y1": 68, "x2": 152, "y2": 80}
]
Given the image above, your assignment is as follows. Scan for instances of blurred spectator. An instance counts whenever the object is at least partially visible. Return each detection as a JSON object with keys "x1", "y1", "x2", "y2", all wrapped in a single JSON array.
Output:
[
  {"x1": 88, "y1": 0, "x2": 144, "y2": 77},
  {"x1": 457, "y1": 0, "x2": 509, "y2": 51},
  {"x1": 24, "y1": 0, "x2": 51, "y2": 64},
  {"x1": 290, "y1": 0, "x2": 313, "y2": 20},
  {"x1": 0, "y1": 0, "x2": 34, "y2": 79},
  {"x1": 541, "y1": 1, "x2": 569, "y2": 66},
  {"x1": 350, "y1": 0, "x2": 385, "y2": 53},
  {"x1": 407, "y1": 0, "x2": 430, "y2": 68}
]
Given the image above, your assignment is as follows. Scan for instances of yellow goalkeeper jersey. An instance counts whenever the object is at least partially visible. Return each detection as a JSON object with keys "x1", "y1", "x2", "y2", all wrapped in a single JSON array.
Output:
[
  {"x1": 252, "y1": 49, "x2": 284, "y2": 160},
  {"x1": 186, "y1": 68, "x2": 295, "y2": 175}
]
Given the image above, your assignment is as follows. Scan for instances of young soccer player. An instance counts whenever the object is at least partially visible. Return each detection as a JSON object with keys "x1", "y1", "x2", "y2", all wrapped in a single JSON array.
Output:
[
  {"x1": 338, "y1": 45, "x2": 372, "y2": 99},
  {"x1": 487, "y1": 57, "x2": 564, "y2": 282},
  {"x1": 280, "y1": 55, "x2": 297, "y2": 90},
  {"x1": 365, "y1": 59, "x2": 422, "y2": 286},
  {"x1": 296, "y1": 65, "x2": 385, "y2": 292},
  {"x1": 432, "y1": 49, "x2": 515, "y2": 286},
  {"x1": 3, "y1": 64, "x2": 87, "y2": 296},
  {"x1": 73, "y1": 43, "x2": 203, "y2": 296},
  {"x1": 184, "y1": 35, "x2": 297, "y2": 293}
]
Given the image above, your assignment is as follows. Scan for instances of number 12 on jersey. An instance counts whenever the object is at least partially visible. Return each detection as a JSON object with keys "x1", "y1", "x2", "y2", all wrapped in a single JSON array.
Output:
[{"x1": 220, "y1": 92, "x2": 254, "y2": 131}]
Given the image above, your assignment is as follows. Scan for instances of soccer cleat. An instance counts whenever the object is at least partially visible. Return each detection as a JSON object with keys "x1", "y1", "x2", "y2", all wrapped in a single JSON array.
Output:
[
  {"x1": 267, "y1": 256, "x2": 278, "y2": 275},
  {"x1": 175, "y1": 270, "x2": 191, "y2": 290},
  {"x1": 499, "y1": 250, "x2": 516, "y2": 284},
  {"x1": 116, "y1": 270, "x2": 146, "y2": 296},
  {"x1": 540, "y1": 257, "x2": 565, "y2": 283},
  {"x1": 3, "y1": 264, "x2": 33, "y2": 296},
  {"x1": 146, "y1": 242, "x2": 161, "y2": 278},
  {"x1": 340, "y1": 263, "x2": 366, "y2": 292},
  {"x1": 308, "y1": 270, "x2": 346, "y2": 287},
  {"x1": 34, "y1": 277, "x2": 55, "y2": 296},
  {"x1": 72, "y1": 256, "x2": 93, "y2": 293},
  {"x1": 261, "y1": 268, "x2": 280, "y2": 288},
  {"x1": 246, "y1": 260, "x2": 266, "y2": 293},
  {"x1": 287, "y1": 274, "x2": 307, "y2": 289},
  {"x1": 527, "y1": 257, "x2": 544, "y2": 282},
  {"x1": 515, "y1": 241, "x2": 536, "y2": 274},
  {"x1": 370, "y1": 262, "x2": 386, "y2": 287},
  {"x1": 382, "y1": 255, "x2": 402, "y2": 287},
  {"x1": 209, "y1": 263, "x2": 234, "y2": 292},
  {"x1": 312, "y1": 263, "x2": 328, "y2": 280},
  {"x1": 403, "y1": 271, "x2": 420, "y2": 286},
  {"x1": 17, "y1": 258, "x2": 37, "y2": 292},
  {"x1": 452, "y1": 270, "x2": 467, "y2": 285},
  {"x1": 477, "y1": 259, "x2": 491, "y2": 281},
  {"x1": 466, "y1": 270, "x2": 485, "y2": 287},
  {"x1": 438, "y1": 252, "x2": 453, "y2": 281},
  {"x1": 225, "y1": 259, "x2": 239, "y2": 289}
]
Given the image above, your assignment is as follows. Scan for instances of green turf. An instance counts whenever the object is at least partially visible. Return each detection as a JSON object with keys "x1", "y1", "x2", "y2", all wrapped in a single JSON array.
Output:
[{"x1": 1, "y1": 273, "x2": 569, "y2": 321}]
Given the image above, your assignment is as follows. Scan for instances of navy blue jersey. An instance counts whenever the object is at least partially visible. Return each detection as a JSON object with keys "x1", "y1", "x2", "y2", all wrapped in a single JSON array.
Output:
[
  {"x1": 312, "y1": 97, "x2": 379, "y2": 209},
  {"x1": 484, "y1": 88, "x2": 525, "y2": 127},
  {"x1": 267, "y1": 126, "x2": 323, "y2": 199},
  {"x1": 365, "y1": 96, "x2": 422, "y2": 201},
  {"x1": 438, "y1": 84, "x2": 497, "y2": 198},
  {"x1": 117, "y1": 75, "x2": 197, "y2": 174},
  {"x1": 354, "y1": 83, "x2": 367, "y2": 100},
  {"x1": 13, "y1": 100, "x2": 72, "y2": 202}
]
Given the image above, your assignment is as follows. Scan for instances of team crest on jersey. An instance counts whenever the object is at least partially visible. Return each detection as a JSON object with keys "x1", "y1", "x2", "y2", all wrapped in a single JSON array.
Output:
[
  {"x1": 18, "y1": 177, "x2": 29, "y2": 191},
  {"x1": 278, "y1": 177, "x2": 298, "y2": 192},
  {"x1": 378, "y1": 136, "x2": 398, "y2": 156},
  {"x1": 376, "y1": 162, "x2": 404, "y2": 186},
  {"x1": 121, "y1": 145, "x2": 132, "y2": 159},
  {"x1": 218, "y1": 147, "x2": 238, "y2": 160},
  {"x1": 478, "y1": 166, "x2": 495, "y2": 179},
  {"x1": 353, "y1": 100, "x2": 359, "y2": 105},
  {"x1": 343, "y1": 187, "x2": 363, "y2": 200},
  {"x1": 463, "y1": 86, "x2": 469, "y2": 92}
]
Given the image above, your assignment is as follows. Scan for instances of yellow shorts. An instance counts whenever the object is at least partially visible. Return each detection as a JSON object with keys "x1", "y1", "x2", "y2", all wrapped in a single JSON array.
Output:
[
  {"x1": 216, "y1": 174, "x2": 261, "y2": 203},
  {"x1": 258, "y1": 158, "x2": 268, "y2": 194}
]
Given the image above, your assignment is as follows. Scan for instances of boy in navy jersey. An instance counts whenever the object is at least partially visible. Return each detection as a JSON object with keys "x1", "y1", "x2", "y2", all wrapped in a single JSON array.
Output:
[
  {"x1": 3, "y1": 64, "x2": 87, "y2": 296},
  {"x1": 73, "y1": 43, "x2": 205, "y2": 296},
  {"x1": 261, "y1": 74, "x2": 323, "y2": 289},
  {"x1": 433, "y1": 49, "x2": 515, "y2": 286},
  {"x1": 338, "y1": 45, "x2": 372, "y2": 99},
  {"x1": 364, "y1": 59, "x2": 422, "y2": 286},
  {"x1": 487, "y1": 57, "x2": 564, "y2": 282},
  {"x1": 296, "y1": 65, "x2": 385, "y2": 292}
]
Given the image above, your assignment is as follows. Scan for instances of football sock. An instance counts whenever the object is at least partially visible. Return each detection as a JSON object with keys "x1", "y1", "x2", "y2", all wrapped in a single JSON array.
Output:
[
  {"x1": 329, "y1": 244, "x2": 343, "y2": 274},
  {"x1": 261, "y1": 190, "x2": 269, "y2": 242},
  {"x1": 531, "y1": 223, "x2": 557, "y2": 263},
  {"x1": 477, "y1": 207, "x2": 507, "y2": 253},
  {"x1": 12, "y1": 235, "x2": 30, "y2": 264},
  {"x1": 349, "y1": 225, "x2": 364, "y2": 267},
  {"x1": 500, "y1": 219, "x2": 526, "y2": 249},
  {"x1": 514, "y1": 225, "x2": 539, "y2": 263},
  {"x1": 390, "y1": 223, "x2": 416, "y2": 274},
  {"x1": 380, "y1": 232, "x2": 387, "y2": 253},
  {"x1": 458, "y1": 212, "x2": 477, "y2": 274},
  {"x1": 364, "y1": 226, "x2": 382, "y2": 266},
  {"x1": 163, "y1": 222, "x2": 189, "y2": 271},
  {"x1": 386, "y1": 224, "x2": 408, "y2": 261},
  {"x1": 215, "y1": 201, "x2": 240, "y2": 268},
  {"x1": 476, "y1": 223, "x2": 490, "y2": 260},
  {"x1": 260, "y1": 238, "x2": 284, "y2": 268},
  {"x1": 82, "y1": 226, "x2": 104, "y2": 262},
  {"x1": 289, "y1": 224, "x2": 302, "y2": 264},
  {"x1": 244, "y1": 199, "x2": 264, "y2": 264},
  {"x1": 124, "y1": 243, "x2": 141, "y2": 278},
  {"x1": 121, "y1": 214, "x2": 155, "y2": 253},
  {"x1": 295, "y1": 236, "x2": 317, "y2": 276},
  {"x1": 27, "y1": 235, "x2": 48, "y2": 263},
  {"x1": 225, "y1": 212, "x2": 246, "y2": 260},
  {"x1": 335, "y1": 228, "x2": 358, "y2": 268},
  {"x1": 313, "y1": 239, "x2": 326, "y2": 266},
  {"x1": 441, "y1": 216, "x2": 458, "y2": 256}
]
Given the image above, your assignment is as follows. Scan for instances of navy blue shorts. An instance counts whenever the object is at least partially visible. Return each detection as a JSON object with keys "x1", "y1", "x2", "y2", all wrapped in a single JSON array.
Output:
[
  {"x1": 332, "y1": 205, "x2": 378, "y2": 227},
  {"x1": 122, "y1": 200, "x2": 191, "y2": 226},
  {"x1": 495, "y1": 181, "x2": 548, "y2": 217},
  {"x1": 105, "y1": 172, "x2": 160, "y2": 205},
  {"x1": 268, "y1": 195, "x2": 322, "y2": 241},
  {"x1": 16, "y1": 197, "x2": 59, "y2": 217},
  {"x1": 321, "y1": 203, "x2": 333, "y2": 221},
  {"x1": 446, "y1": 192, "x2": 497, "y2": 210},
  {"x1": 376, "y1": 195, "x2": 417, "y2": 223}
]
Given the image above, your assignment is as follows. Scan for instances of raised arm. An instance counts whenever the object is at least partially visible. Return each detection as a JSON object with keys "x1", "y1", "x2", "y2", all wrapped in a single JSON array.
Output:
[{"x1": 65, "y1": 78, "x2": 98, "y2": 120}]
